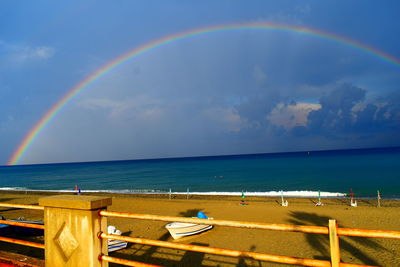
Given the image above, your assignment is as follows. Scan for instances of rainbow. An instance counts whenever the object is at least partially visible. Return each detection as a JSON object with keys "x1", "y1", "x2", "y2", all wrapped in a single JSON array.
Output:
[{"x1": 7, "y1": 22, "x2": 400, "y2": 165}]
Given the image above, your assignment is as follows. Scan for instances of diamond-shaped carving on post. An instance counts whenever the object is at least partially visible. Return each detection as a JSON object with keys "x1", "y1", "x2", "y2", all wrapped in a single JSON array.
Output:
[{"x1": 54, "y1": 222, "x2": 79, "y2": 262}]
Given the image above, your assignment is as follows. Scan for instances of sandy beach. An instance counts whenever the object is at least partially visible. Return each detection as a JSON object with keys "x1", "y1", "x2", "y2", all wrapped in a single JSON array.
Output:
[{"x1": 0, "y1": 192, "x2": 399, "y2": 266}]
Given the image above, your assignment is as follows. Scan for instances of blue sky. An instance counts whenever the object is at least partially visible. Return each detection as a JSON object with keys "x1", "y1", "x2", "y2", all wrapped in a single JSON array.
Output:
[{"x1": 1, "y1": 1, "x2": 399, "y2": 165}]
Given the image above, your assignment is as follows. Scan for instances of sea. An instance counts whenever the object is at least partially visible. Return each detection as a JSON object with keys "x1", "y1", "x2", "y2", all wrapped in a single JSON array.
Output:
[{"x1": 0, "y1": 147, "x2": 399, "y2": 199}]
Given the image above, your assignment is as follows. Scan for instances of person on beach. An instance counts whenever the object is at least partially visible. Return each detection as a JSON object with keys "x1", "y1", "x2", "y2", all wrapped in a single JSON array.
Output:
[
  {"x1": 75, "y1": 185, "x2": 81, "y2": 195},
  {"x1": 240, "y1": 191, "x2": 248, "y2": 205}
]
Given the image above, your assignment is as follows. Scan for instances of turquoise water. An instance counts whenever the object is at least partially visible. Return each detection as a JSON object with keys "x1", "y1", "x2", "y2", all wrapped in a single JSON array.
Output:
[{"x1": 0, "y1": 147, "x2": 399, "y2": 198}]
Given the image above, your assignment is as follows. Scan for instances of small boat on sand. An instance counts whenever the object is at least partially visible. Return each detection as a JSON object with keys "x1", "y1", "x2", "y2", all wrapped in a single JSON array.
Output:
[
  {"x1": 165, "y1": 212, "x2": 213, "y2": 240},
  {"x1": 0, "y1": 216, "x2": 127, "y2": 252},
  {"x1": 107, "y1": 225, "x2": 128, "y2": 252},
  {"x1": 0, "y1": 216, "x2": 44, "y2": 236},
  {"x1": 108, "y1": 239, "x2": 128, "y2": 252}
]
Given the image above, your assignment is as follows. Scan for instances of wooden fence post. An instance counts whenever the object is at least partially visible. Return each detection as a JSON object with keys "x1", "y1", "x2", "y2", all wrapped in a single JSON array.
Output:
[
  {"x1": 39, "y1": 195, "x2": 112, "y2": 267},
  {"x1": 329, "y1": 219, "x2": 340, "y2": 267}
]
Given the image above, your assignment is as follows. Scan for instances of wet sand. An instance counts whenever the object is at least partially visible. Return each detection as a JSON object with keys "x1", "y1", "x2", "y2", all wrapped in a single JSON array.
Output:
[{"x1": 0, "y1": 192, "x2": 399, "y2": 266}]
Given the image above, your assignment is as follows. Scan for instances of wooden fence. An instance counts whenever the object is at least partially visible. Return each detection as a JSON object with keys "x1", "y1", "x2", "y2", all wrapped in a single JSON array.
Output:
[{"x1": 0, "y1": 195, "x2": 399, "y2": 267}]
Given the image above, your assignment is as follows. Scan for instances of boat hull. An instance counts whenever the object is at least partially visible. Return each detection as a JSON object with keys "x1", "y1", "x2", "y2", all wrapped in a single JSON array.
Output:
[
  {"x1": 108, "y1": 239, "x2": 128, "y2": 252},
  {"x1": 165, "y1": 222, "x2": 213, "y2": 239}
]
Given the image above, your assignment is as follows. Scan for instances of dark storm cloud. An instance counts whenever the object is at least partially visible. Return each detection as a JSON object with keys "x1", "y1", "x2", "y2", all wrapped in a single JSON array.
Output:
[
  {"x1": 353, "y1": 94, "x2": 400, "y2": 134},
  {"x1": 234, "y1": 92, "x2": 280, "y2": 125},
  {"x1": 308, "y1": 83, "x2": 365, "y2": 133},
  {"x1": 292, "y1": 83, "x2": 400, "y2": 140}
]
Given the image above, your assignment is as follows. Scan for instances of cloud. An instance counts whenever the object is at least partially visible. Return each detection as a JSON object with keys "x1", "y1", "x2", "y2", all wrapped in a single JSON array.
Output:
[
  {"x1": 32, "y1": 46, "x2": 54, "y2": 59},
  {"x1": 352, "y1": 94, "x2": 400, "y2": 134},
  {"x1": 291, "y1": 83, "x2": 400, "y2": 140},
  {"x1": 234, "y1": 95, "x2": 277, "y2": 129},
  {"x1": 291, "y1": 83, "x2": 365, "y2": 137},
  {"x1": 0, "y1": 40, "x2": 55, "y2": 67},
  {"x1": 268, "y1": 102, "x2": 321, "y2": 130},
  {"x1": 78, "y1": 96, "x2": 164, "y2": 121},
  {"x1": 295, "y1": 3, "x2": 311, "y2": 14},
  {"x1": 200, "y1": 107, "x2": 244, "y2": 132},
  {"x1": 12, "y1": 46, "x2": 55, "y2": 63}
]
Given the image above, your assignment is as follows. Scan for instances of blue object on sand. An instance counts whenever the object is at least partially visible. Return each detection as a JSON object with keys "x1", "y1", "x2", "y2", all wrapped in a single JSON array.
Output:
[{"x1": 197, "y1": 211, "x2": 208, "y2": 219}]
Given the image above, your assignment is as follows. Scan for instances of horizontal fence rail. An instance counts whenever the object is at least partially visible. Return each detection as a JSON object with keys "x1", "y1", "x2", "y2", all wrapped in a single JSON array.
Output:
[
  {"x1": 0, "y1": 219, "x2": 44, "y2": 230},
  {"x1": 100, "y1": 233, "x2": 331, "y2": 267},
  {"x1": 99, "y1": 211, "x2": 329, "y2": 234},
  {"x1": 99, "y1": 211, "x2": 399, "y2": 267},
  {"x1": 0, "y1": 236, "x2": 44, "y2": 249},
  {"x1": 100, "y1": 233, "x2": 378, "y2": 267},
  {"x1": 337, "y1": 227, "x2": 400, "y2": 239},
  {"x1": 0, "y1": 203, "x2": 44, "y2": 250},
  {"x1": 0, "y1": 203, "x2": 44, "y2": 210},
  {"x1": 99, "y1": 211, "x2": 400, "y2": 239}
]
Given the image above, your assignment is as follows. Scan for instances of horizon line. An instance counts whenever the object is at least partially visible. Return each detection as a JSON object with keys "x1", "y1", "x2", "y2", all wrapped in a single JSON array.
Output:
[{"x1": 3, "y1": 145, "x2": 399, "y2": 167}]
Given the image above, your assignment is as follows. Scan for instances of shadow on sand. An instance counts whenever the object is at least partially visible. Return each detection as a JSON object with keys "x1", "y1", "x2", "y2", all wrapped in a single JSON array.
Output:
[
  {"x1": 177, "y1": 208, "x2": 205, "y2": 218},
  {"x1": 287, "y1": 211, "x2": 388, "y2": 265}
]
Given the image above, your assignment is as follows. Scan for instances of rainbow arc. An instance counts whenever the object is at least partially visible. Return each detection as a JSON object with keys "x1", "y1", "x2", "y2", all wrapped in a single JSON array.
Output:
[{"x1": 7, "y1": 22, "x2": 400, "y2": 165}]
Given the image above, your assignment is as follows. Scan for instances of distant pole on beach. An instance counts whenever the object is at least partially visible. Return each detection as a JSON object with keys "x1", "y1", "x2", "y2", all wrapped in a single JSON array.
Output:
[
  {"x1": 240, "y1": 190, "x2": 248, "y2": 205},
  {"x1": 280, "y1": 190, "x2": 288, "y2": 206},
  {"x1": 316, "y1": 190, "x2": 323, "y2": 206},
  {"x1": 377, "y1": 190, "x2": 381, "y2": 207},
  {"x1": 169, "y1": 188, "x2": 172, "y2": 200},
  {"x1": 349, "y1": 189, "x2": 357, "y2": 207},
  {"x1": 187, "y1": 188, "x2": 189, "y2": 200}
]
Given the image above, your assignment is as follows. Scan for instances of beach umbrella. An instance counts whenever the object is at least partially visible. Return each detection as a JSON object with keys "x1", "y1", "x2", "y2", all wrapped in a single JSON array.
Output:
[
  {"x1": 349, "y1": 189, "x2": 357, "y2": 207},
  {"x1": 377, "y1": 190, "x2": 381, "y2": 207},
  {"x1": 349, "y1": 189, "x2": 354, "y2": 200},
  {"x1": 315, "y1": 190, "x2": 323, "y2": 206}
]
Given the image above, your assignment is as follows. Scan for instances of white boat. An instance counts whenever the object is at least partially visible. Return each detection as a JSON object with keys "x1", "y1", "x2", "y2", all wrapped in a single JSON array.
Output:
[
  {"x1": 165, "y1": 212, "x2": 213, "y2": 240},
  {"x1": 108, "y1": 239, "x2": 128, "y2": 252},
  {"x1": 107, "y1": 225, "x2": 128, "y2": 252}
]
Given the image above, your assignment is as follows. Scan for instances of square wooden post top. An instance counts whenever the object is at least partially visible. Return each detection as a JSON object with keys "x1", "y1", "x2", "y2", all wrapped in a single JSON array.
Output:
[{"x1": 39, "y1": 195, "x2": 112, "y2": 210}]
